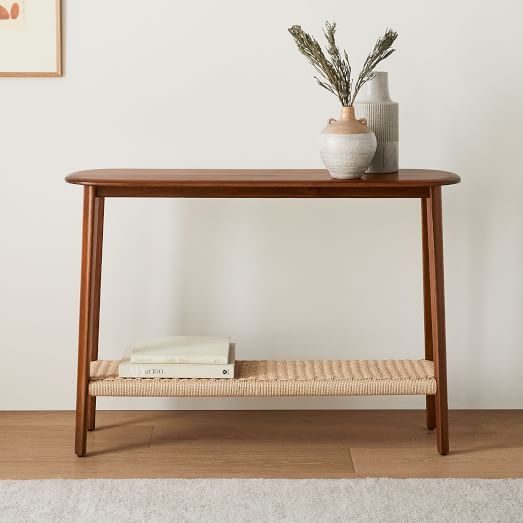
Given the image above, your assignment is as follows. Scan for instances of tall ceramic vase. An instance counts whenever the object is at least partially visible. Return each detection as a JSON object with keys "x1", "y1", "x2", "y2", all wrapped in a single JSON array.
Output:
[
  {"x1": 319, "y1": 106, "x2": 377, "y2": 179},
  {"x1": 354, "y1": 71, "x2": 399, "y2": 173}
]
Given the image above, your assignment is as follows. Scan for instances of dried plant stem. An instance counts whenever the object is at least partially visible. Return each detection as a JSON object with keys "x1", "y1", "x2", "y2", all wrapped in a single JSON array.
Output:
[
  {"x1": 351, "y1": 30, "x2": 398, "y2": 104},
  {"x1": 288, "y1": 23, "x2": 397, "y2": 107}
]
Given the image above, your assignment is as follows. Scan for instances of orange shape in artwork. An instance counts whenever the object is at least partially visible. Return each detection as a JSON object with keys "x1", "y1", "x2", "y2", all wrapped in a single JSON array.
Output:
[
  {"x1": 10, "y1": 2, "x2": 19, "y2": 19},
  {"x1": 0, "y1": 5, "x2": 10, "y2": 19}
]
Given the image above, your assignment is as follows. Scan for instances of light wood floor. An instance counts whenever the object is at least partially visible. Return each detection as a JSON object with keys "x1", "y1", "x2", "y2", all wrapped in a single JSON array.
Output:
[{"x1": 1, "y1": 410, "x2": 522, "y2": 479}]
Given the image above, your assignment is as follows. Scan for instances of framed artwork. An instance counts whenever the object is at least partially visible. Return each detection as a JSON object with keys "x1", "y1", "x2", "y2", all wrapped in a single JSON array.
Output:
[{"x1": 0, "y1": 0, "x2": 61, "y2": 76}]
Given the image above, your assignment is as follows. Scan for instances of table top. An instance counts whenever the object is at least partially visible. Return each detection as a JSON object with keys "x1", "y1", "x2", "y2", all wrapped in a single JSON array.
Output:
[
  {"x1": 67, "y1": 169, "x2": 459, "y2": 187},
  {"x1": 66, "y1": 169, "x2": 460, "y2": 198}
]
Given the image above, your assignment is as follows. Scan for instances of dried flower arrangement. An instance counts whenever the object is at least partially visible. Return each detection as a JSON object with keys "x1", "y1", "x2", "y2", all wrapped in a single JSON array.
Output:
[{"x1": 288, "y1": 22, "x2": 398, "y2": 107}]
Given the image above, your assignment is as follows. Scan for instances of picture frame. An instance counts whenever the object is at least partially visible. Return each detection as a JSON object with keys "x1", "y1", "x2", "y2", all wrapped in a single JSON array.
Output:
[{"x1": 0, "y1": 0, "x2": 62, "y2": 77}]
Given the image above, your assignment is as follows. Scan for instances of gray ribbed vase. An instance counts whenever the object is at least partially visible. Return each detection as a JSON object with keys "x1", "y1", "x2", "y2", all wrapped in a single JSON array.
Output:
[{"x1": 354, "y1": 71, "x2": 399, "y2": 173}]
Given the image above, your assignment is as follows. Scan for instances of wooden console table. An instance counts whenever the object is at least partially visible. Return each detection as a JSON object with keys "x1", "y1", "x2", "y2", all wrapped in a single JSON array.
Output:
[{"x1": 66, "y1": 169, "x2": 460, "y2": 457}]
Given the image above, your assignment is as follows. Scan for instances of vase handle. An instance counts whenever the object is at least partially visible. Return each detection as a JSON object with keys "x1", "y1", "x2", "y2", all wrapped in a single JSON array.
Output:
[
  {"x1": 328, "y1": 118, "x2": 336, "y2": 124},
  {"x1": 359, "y1": 117, "x2": 367, "y2": 125}
]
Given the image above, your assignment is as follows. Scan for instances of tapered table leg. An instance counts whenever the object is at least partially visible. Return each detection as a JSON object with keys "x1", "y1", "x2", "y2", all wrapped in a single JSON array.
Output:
[
  {"x1": 75, "y1": 186, "x2": 103, "y2": 456},
  {"x1": 421, "y1": 198, "x2": 436, "y2": 431},
  {"x1": 425, "y1": 187, "x2": 450, "y2": 455},
  {"x1": 87, "y1": 197, "x2": 104, "y2": 431}
]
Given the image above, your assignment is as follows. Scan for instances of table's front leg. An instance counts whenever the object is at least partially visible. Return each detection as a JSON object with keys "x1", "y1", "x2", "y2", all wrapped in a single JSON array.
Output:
[
  {"x1": 424, "y1": 186, "x2": 450, "y2": 455},
  {"x1": 75, "y1": 186, "x2": 104, "y2": 457}
]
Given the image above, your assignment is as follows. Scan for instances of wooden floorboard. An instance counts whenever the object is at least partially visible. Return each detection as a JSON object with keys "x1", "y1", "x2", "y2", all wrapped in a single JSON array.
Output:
[
  {"x1": 350, "y1": 447, "x2": 523, "y2": 478},
  {"x1": 0, "y1": 410, "x2": 521, "y2": 479}
]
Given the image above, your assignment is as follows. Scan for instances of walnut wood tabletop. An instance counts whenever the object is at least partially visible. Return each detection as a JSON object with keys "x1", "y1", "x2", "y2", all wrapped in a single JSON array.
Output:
[
  {"x1": 67, "y1": 168, "x2": 460, "y2": 457},
  {"x1": 65, "y1": 169, "x2": 460, "y2": 198}
]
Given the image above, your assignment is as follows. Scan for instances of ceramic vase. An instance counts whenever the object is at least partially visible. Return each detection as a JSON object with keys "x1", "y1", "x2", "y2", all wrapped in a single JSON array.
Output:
[
  {"x1": 354, "y1": 71, "x2": 399, "y2": 173},
  {"x1": 319, "y1": 106, "x2": 377, "y2": 179}
]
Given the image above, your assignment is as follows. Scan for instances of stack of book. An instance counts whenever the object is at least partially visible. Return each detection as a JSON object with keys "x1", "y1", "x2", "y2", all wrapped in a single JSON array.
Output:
[{"x1": 118, "y1": 336, "x2": 235, "y2": 378}]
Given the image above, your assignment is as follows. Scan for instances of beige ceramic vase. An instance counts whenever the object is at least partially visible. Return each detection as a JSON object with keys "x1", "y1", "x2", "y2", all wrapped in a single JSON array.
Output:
[{"x1": 319, "y1": 106, "x2": 377, "y2": 179}]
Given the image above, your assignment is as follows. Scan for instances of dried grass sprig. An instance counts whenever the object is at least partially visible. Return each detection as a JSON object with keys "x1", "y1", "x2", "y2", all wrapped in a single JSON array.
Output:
[
  {"x1": 352, "y1": 29, "x2": 398, "y2": 103},
  {"x1": 289, "y1": 23, "x2": 397, "y2": 106}
]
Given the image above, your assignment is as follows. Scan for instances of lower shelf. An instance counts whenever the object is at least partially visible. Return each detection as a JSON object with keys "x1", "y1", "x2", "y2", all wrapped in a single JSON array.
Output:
[{"x1": 89, "y1": 359, "x2": 436, "y2": 397}]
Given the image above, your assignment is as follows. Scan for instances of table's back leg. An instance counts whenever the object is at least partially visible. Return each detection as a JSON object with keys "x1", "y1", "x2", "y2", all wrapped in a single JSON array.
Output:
[
  {"x1": 87, "y1": 197, "x2": 104, "y2": 431},
  {"x1": 75, "y1": 186, "x2": 103, "y2": 457},
  {"x1": 425, "y1": 187, "x2": 450, "y2": 455},
  {"x1": 421, "y1": 198, "x2": 436, "y2": 431}
]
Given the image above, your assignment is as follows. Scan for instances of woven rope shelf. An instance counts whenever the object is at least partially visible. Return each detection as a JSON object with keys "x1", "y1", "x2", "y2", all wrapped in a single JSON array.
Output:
[{"x1": 89, "y1": 359, "x2": 436, "y2": 397}]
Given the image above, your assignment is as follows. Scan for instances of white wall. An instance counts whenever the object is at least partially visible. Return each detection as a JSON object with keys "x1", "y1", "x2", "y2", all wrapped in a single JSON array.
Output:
[{"x1": 1, "y1": 0, "x2": 522, "y2": 410}]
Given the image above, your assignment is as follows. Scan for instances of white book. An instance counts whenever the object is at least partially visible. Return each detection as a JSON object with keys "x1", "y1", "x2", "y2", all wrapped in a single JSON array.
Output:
[
  {"x1": 120, "y1": 345, "x2": 236, "y2": 379},
  {"x1": 130, "y1": 336, "x2": 230, "y2": 364}
]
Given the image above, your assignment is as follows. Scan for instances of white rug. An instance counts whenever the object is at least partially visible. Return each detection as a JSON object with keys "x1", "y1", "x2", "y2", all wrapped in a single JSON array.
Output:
[{"x1": 0, "y1": 478, "x2": 521, "y2": 522}]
